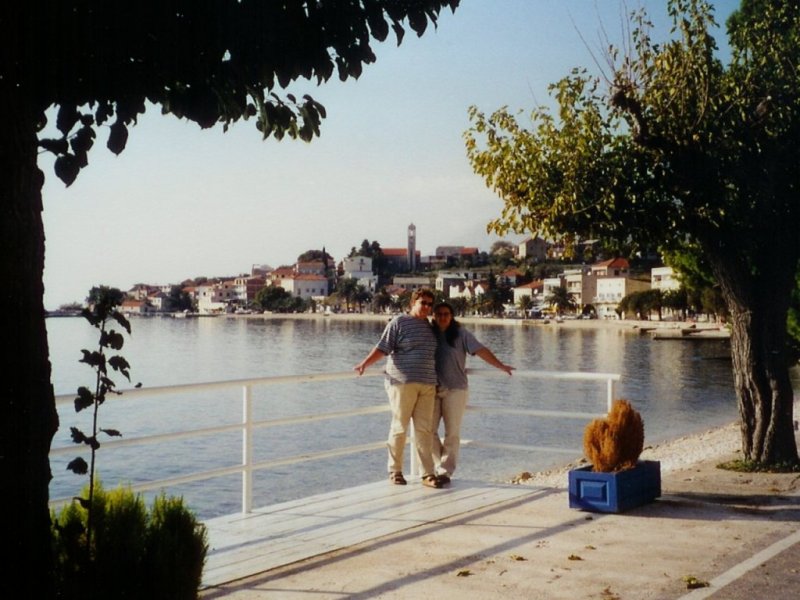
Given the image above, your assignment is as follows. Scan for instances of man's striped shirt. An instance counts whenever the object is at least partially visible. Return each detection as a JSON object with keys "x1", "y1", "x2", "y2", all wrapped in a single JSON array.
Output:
[{"x1": 376, "y1": 314, "x2": 437, "y2": 385}]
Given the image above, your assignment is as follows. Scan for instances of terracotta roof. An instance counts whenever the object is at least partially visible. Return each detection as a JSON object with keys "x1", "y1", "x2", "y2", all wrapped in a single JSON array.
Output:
[{"x1": 594, "y1": 257, "x2": 629, "y2": 268}]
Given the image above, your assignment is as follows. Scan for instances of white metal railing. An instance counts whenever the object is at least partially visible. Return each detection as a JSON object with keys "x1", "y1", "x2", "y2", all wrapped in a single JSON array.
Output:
[{"x1": 49, "y1": 368, "x2": 619, "y2": 514}]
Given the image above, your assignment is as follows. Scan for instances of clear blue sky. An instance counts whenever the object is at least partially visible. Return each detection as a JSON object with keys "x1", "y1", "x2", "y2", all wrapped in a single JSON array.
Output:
[{"x1": 40, "y1": 0, "x2": 739, "y2": 309}]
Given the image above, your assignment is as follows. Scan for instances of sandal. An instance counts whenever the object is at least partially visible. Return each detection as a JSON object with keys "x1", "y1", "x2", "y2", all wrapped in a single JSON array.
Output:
[
  {"x1": 389, "y1": 471, "x2": 407, "y2": 485},
  {"x1": 437, "y1": 474, "x2": 451, "y2": 485},
  {"x1": 422, "y1": 474, "x2": 442, "y2": 489}
]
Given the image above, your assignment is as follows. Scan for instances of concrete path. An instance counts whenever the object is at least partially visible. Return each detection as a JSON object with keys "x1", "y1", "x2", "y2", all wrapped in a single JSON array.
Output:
[{"x1": 201, "y1": 438, "x2": 799, "y2": 600}]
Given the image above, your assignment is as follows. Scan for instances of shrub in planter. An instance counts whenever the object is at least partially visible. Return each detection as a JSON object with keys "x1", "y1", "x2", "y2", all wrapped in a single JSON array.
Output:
[
  {"x1": 569, "y1": 399, "x2": 660, "y2": 513},
  {"x1": 583, "y1": 398, "x2": 644, "y2": 472},
  {"x1": 51, "y1": 481, "x2": 208, "y2": 600}
]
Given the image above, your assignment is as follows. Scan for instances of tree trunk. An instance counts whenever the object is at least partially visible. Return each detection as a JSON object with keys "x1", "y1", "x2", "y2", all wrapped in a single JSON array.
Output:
[
  {"x1": 717, "y1": 257, "x2": 799, "y2": 465},
  {"x1": 0, "y1": 93, "x2": 59, "y2": 597}
]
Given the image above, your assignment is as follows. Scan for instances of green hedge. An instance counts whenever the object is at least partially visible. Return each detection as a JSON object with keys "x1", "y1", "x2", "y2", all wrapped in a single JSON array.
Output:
[{"x1": 51, "y1": 482, "x2": 208, "y2": 600}]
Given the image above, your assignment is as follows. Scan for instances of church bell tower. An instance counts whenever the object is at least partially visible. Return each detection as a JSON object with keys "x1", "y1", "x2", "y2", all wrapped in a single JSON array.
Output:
[{"x1": 407, "y1": 223, "x2": 416, "y2": 272}]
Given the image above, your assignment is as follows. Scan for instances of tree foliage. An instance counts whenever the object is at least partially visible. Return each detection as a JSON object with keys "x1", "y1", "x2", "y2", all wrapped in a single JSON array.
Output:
[
  {"x1": 255, "y1": 285, "x2": 304, "y2": 313},
  {"x1": 297, "y1": 249, "x2": 333, "y2": 264},
  {"x1": 465, "y1": 0, "x2": 799, "y2": 465},
  {"x1": 2, "y1": 2, "x2": 460, "y2": 596},
  {"x1": 15, "y1": 1, "x2": 460, "y2": 186},
  {"x1": 618, "y1": 289, "x2": 663, "y2": 320},
  {"x1": 546, "y1": 285, "x2": 576, "y2": 315}
]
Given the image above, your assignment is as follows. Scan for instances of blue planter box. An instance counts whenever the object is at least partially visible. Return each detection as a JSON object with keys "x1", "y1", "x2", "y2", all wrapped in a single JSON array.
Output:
[{"x1": 568, "y1": 460, "x2": 661, "y2": 513}]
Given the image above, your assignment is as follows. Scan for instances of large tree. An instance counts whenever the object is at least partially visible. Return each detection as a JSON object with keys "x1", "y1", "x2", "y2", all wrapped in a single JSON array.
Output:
[
  {"x1": 1, "y1": 1, "x2": 459, "y2": 595},
  {"x1": 466, "y1": 0, "x2": 799, "y2": 466}
]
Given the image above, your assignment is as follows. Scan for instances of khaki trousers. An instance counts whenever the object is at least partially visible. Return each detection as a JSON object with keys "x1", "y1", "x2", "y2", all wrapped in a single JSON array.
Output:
[
  {"x1": 432, "y1": 387, "x2": 469, "y2": 477},
  {"x1": 385, "y1": 381, "x2": 436, "y2": 477}
]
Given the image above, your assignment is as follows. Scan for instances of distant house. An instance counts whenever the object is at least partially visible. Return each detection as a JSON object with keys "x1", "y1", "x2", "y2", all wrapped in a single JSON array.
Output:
[
  {"x1": 341, "y1": 256, "x2": 378, "y2": 292},
  {"x1": 435, "y1": 246, "x2": 480, "y2": 260},
  {"x1": 296, "y1": 261, "x2": 326, "y2": 276},
  {"x1": 146, "y1": 291, "x2": 168, "y2": 312},
  {"x1": 449, "y1": 280, "x2": 490, "y2": 303},
  {"x1": 392, "y1": 275, "x2": 432, "y2": 292},
  {"x1": 120, "y1": 299, "x2": 155, "y2": 315},
  {"x1": 594, "y1": 276, "x2": 651, "y2": 319},
  {"x1": 517, "y1": 236, "x2": 548, "y2": 261},
  {"x1": 651, "y1": 266, "x2": 680, "y2": 291},
  {"x1": 281, "y1": 274, "x2": 329, "y2": 301},
  {"x1": 591, "y1": 257, "x2": 630, "y2": 277},
  {"x1": 435, "y1": 272, "x2": 466, "y2": 297},
  {"x1": 564, "y1": 268, "x2": 596, "y2": 310},
  {"x1": 233, "y1": 275, "x2": 267, "y2": 305},
  {"x1": 196, "y1": 282, "x2": 237, "y2": 314},
  {"x1": 498, "y1": 268, "x2": 525, "y2": 287},
  {"x1": 513, "y1": 279, "x2": 545, "y2": 307}
]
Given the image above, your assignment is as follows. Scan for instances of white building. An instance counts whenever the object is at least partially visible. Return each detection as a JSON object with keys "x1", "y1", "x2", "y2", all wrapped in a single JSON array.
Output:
[
  {"x1": 512, "y1": 279, "x2": 545, "y2": 307},
  {"x1": 341, "y1": 256, "x2": 378, "y2": 292},
  {"x1": 542, "y1": 276, "x2": 566, "y2": 304},
  {"x1": 435, "y1": 272, "x2": 466, "y2": 297},
  {"x1": 281, "y1": 274, "x2": 329, "y2": 301},
  {"x1": 563, "y1": 268, "x2": 597, "y2": 309},
  {"x1": 594, "y1": 277, "x2": 651, "y2": 319},
  {"x1": 392, "y1": 275, "x2": 432, "y2": 292},
  {"x1": 196, "y1": 282, "x2": 236, "y2": 314},
  {"x1": 651, "y1": 266, "x2": 680, "y2": 291}
]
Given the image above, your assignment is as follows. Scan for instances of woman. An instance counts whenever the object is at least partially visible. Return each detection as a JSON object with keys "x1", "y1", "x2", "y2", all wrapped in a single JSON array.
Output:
[
  {"x1": 431, "y1": 301, "x2": 514, "y2": 484},
  {"x1": 354, "y1": 288, "x2": 442, "y2": 488}
]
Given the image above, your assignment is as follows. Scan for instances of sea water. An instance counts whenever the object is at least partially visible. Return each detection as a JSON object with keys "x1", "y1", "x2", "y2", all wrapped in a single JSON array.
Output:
[{"x1": 47, "y1": 315, "x2": 741, "y2": 519}]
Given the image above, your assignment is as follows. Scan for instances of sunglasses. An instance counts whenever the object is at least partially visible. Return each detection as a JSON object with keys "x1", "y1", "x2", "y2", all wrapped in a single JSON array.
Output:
[{"x1": 419, "y1": 301, "x2": 433, "y2": 307}]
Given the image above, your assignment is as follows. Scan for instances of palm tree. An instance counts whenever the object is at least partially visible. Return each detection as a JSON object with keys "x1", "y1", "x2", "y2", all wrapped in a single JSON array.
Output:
[
  {"x1": 336, "y1": 278, "x2": 359, "y2": 312},
  {"x1": 518, "y1": 295, "x2": 534, "y2": 316},
  {"x1": 546, "y1": 286, "x2": 576, "y2": 316}
]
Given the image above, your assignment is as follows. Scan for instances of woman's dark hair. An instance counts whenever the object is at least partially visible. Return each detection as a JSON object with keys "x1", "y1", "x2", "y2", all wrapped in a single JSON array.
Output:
[{"x1": 433, "y1": 301, "x2": 460, "y2": 347}]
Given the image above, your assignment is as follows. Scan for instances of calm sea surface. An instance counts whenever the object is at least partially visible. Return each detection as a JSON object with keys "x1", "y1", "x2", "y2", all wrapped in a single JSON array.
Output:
[{"x1": 46, "y1": 315, "x2": 757, "y2": 519}]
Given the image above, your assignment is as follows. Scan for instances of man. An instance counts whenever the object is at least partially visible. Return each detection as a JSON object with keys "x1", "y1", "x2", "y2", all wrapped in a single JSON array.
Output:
[{"x1": 354, "y1": 288, "x2": 442, "y2": 488}]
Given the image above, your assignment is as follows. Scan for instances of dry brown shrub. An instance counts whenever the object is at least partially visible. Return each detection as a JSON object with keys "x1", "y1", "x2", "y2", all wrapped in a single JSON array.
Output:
[{"x1": 583, "y1": 399, "x2": 644, "y2": 472}]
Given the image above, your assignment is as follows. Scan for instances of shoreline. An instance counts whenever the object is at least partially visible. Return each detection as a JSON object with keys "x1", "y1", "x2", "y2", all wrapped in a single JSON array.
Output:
[
  {"x1": 227, "y1": 310, "x2": 728, "y2": 335},
  {"x1": 513, "y1": 398, "x2": 800, "y2": 488}
]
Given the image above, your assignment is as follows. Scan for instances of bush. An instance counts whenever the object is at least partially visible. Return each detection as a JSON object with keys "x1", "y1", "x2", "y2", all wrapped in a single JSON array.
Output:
[
  {"x1": 583, "y1": 399, "x2": 645, "y2": 472},
  {"x1": 52, "y1": 481, "x2": 208, "y2": 600}
]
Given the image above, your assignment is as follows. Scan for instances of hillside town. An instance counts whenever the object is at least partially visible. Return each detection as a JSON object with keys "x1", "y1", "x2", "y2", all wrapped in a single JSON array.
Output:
[{"x1": 88, "y1": 223, "x2": 694, "y2": 322}]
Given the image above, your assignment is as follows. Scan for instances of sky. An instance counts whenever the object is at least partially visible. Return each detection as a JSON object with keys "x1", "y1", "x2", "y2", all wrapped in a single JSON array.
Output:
[{"x1": 40, "y1": 0, "x2": 740, "y2": 309}]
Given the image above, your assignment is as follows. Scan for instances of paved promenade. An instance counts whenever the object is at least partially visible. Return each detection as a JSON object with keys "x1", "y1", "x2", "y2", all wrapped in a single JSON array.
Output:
[{"x1": 201, "y1": 421, "x2": 799, "y2": 600}]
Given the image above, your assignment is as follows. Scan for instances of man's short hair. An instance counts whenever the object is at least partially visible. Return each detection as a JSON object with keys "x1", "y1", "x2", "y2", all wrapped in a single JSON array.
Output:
[{"x1": 410, "y1": 287, "x2": 434, "y2": 304}]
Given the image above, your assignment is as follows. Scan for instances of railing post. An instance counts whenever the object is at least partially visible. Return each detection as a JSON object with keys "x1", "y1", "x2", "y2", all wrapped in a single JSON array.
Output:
[
  {"x1": 242, "y1": 384, "x2": 253, "y2": 514},
  {"x1": 607, "y1": 376, "x2": 615, "y2": 413}
]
